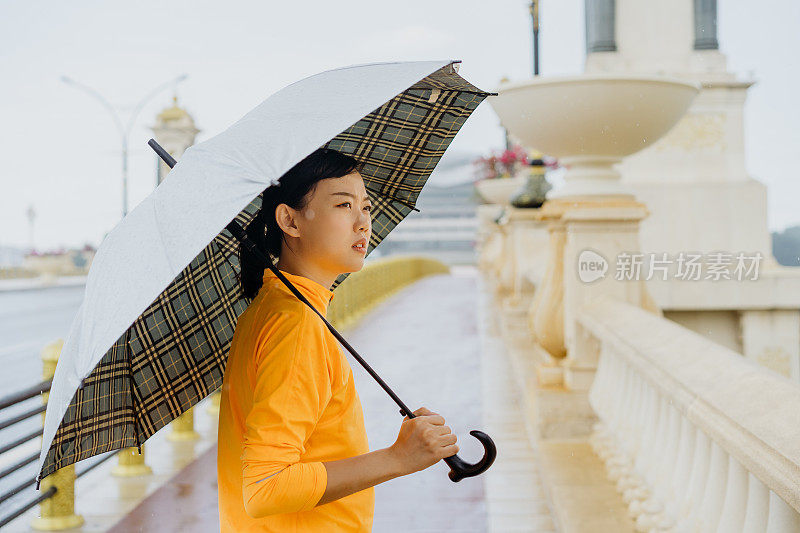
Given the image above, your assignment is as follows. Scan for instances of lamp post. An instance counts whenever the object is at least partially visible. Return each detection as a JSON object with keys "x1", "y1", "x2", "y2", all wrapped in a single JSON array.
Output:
[
  {"x1": 61, "y1": 74, "x2": 188, "y2": 218},
  {"x1": 26, "y1": 204, "x2": 36, "y2": 253}
]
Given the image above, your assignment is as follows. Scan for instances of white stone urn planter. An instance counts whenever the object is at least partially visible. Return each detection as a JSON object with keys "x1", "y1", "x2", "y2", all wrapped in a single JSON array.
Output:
[
  {"x1": 489, "y1": 74, "x2": 700, "y2": 198},
  {"x1": 474, "y1": 175, "x2": 526, "y2": 205}
]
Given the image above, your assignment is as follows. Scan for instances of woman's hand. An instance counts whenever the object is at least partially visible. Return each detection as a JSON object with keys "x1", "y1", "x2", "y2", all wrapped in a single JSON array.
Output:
[
  {"x1": 317, "y1": 407, "x2": 458, "y2": 507},
  {"x1": 388, "y1": 406, "x2": 459, "y2": 476}
]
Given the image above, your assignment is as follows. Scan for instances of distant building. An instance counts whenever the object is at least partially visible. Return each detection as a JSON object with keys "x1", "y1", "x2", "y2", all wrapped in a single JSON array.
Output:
[{"x1": 22, "y1": 246, "x2": 95, "y2": 276}]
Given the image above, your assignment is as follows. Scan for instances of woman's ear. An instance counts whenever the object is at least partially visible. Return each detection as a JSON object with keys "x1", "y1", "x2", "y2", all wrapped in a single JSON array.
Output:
[{"x1": 275, "y1": 204, "x2": 301, "y2": 238}]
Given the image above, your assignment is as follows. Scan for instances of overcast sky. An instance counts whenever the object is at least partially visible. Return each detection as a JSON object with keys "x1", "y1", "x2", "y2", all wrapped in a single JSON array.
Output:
[{"x1": 1, "y1": 0, "x2": 798, "y2": 250}]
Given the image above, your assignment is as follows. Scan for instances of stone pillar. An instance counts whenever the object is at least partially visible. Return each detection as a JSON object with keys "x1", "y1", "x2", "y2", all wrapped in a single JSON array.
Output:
[
  {"x1": 560, "y1": 197, "x2": 652, "y2": 391},
  {"x1": 33, "y1": 339, "x2": 84, "y2": 531},
  {"x1": 740, "y1": 309, "x2": 800, "y2": 380},
  {"x1": 206, "y1": 389, "x2": 221, "y2": 415},
  {"x1": 168, "y1": 407, "x2": 200, "y2": 442},
  {"x1": 111, "y1": 445, "x2": 152, "y2": 477},
  {"x1": 509, "y1": 197, "x2": 657, "y2": 438},
  {"x1": 505, "y1": 207, "x2": 549, "y2": 308},
  {"x1": 585, "y1": 0, "x2": 617, "y2": 53},
  {"x1": 693, "y1": 0, "x2": 718, "y2": 50}
]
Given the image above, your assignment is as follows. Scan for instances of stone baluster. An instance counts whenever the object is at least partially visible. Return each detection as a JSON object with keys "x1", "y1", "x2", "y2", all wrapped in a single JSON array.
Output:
[
  {"x1": 588, "y1": 345, "x2": 614, "y2": 458},
  {"x1": 658, "y1": 416, "x2": 696, "y2": 528},
  {"x1": 765, "y1": 490, "x2": 800, "y2": 532},
  {"x1": 604, "y1": 357, "x2": 636, "y2": 480},
  {"x1": 529, "y1": 217, "x2": 566, "y2": 360},
  {"x1": 630, "y1": 394, "x2": 670, "y2": 518},
  {"x1": 716, "y1": 454, "x2": 750, "y2": 531},
  {"x1": 741, "y1": 473, "x2": 770, "y2": 532},
  {"x1": 617, "y1": 376, "x2": 648, "y2": 496},
  {"x1": 623, "y1": 383, "x2": 658, "y2": 505},
  {"x1": 695, "y1": 441, "x2": 729, "y2": 531},
  {"x1": 674, "y1": 429, "x2": 712, "y2": 530},
  {"x1": 637, "y1": 402, "x2": 682, "y2": 529},
  {"x1": 609, "y1": 368, "x2": 644, "y2": 484}
]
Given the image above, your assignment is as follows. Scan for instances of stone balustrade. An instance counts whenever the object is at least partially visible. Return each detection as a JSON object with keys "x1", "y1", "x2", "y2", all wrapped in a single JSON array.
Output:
[{"x1": 580, "y1": 295, "x2": 800, "y2": 532}]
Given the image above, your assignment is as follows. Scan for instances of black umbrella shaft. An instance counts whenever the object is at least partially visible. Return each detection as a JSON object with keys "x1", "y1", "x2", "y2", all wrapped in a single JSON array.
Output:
[{"x1": 148, "y1": 139, "x2": 416, "y2": 418}]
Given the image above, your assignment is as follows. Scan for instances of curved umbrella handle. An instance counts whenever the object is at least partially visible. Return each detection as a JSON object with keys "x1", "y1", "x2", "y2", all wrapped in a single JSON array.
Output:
[{"x1": 442, "y1": 430, "x2": 497, "y2": 482}]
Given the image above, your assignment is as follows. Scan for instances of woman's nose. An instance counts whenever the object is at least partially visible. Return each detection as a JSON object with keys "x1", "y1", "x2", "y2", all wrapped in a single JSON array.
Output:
[{"x1": 356, "y1": 209, "x2": 370, "y2": 232}]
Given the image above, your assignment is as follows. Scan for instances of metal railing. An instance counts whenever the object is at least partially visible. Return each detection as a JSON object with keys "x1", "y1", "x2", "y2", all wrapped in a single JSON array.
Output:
[{"x1": 0, "y1": 341, "x2": 60, "y2": 530}]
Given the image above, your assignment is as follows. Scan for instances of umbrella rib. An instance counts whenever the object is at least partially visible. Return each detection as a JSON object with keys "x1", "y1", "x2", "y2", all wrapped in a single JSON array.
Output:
[{"x1": 125, "y1": 327, "x2": 142, "y2": 452}]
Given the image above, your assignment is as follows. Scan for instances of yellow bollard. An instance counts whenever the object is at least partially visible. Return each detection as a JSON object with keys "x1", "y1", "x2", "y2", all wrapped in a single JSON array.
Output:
[
  {"x1": 32, "y1": 339, "x2": 84, "y2": 531},
  {"x1": 168, "y1": 407, "x2": 200, "y2": 441},
  {"x1": 206, "y1": 389, "x2": 221, "y2": 415},
  {"x1": 111, "y1": 445, "x2": 153, "y2": 477}
]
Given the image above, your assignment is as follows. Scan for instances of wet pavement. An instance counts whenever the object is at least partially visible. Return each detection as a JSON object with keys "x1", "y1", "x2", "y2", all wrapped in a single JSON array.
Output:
[
  {"x1": 344, "y1": 267, "x2": 488, "y2": 532},
  {"x1": 107, "y1": 447, "x2": 219, "y2": 533}
]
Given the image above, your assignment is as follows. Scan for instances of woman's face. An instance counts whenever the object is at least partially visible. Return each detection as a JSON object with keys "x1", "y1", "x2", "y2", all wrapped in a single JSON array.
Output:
[{"x1": 279, "y1": 171, "x2": 373, "y2": 280}]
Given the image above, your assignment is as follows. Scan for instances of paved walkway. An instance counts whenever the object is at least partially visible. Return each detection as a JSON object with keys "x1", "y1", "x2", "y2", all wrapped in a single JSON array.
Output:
[
  {"x1": 344, "y1": 267, "x2": 488, "y2": 531},
  {"x1": 6, "y1": 267, "x2": 557, "y2": 532},
  {"x1": 475, "y1": 275, "x2": 557, "y2": 533}
]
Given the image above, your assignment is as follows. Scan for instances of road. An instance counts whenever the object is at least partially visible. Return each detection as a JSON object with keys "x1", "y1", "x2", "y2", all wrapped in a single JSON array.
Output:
[
  {"x1": 0, "y1": 284, "x2": 84, "y2": 518},
  {"x1": 0, "y1": 285, "x2": 85, "y2": 390}
]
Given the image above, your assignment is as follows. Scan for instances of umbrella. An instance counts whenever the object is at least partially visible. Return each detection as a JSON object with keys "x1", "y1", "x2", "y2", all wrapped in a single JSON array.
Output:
[{"x1": 37, "y1": 59, "x2": 497, "y2": 488}]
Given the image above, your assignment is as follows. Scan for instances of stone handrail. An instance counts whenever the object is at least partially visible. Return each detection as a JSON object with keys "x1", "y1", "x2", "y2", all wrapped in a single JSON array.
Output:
[{"x1": 578, "y1": 295, "x2": 800, "y2": 532}]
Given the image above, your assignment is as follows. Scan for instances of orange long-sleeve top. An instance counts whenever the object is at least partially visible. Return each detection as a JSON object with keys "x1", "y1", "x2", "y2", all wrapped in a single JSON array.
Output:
[{"x1": 217, "y1": 268, "x2": 374, "y2": 532}]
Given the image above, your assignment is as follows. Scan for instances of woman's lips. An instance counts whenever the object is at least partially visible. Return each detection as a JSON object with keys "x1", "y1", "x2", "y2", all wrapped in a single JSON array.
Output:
[{"x1": 352, "y1": 244, "x2": 366, "y2": 254}]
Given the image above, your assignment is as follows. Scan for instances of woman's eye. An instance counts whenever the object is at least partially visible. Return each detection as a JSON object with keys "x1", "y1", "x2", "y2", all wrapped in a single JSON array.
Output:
[{"x1": 339, "y1": 202, "x2": 371, "y2": 212}]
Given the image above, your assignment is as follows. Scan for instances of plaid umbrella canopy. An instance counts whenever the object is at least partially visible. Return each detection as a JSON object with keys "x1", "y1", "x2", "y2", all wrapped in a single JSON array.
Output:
[{"x1": 37, "y1": 59, "x2": 494, "y2": 484}]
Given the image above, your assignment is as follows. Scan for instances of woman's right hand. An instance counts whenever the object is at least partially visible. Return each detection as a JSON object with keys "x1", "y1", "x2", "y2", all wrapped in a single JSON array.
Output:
[{"x1": 388, "y1": 407, "x2": 459, "y2": 476}]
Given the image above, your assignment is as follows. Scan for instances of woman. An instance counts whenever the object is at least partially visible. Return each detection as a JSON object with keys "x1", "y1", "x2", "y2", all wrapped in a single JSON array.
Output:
[{"x1": 217, "y1": 148, "x2": 459, "y2": 532}]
